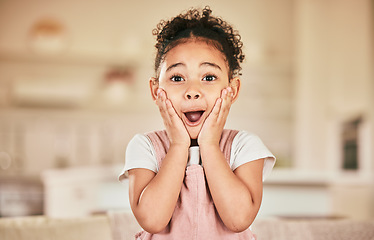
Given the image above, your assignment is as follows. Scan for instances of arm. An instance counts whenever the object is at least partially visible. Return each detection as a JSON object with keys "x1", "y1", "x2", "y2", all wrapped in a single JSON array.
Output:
[
  {"x1": 128, "y1": 143, "x2": 188, "y2": 233},
  {"x1": 128, "y1": 88, "x2": 190, "y2": 233},
  {"x1": 200, "y1": 144, "x2": 264, "y2": 232},
  {"x1": 198, "y1": 86, "x2": 264, "y2": 232}
]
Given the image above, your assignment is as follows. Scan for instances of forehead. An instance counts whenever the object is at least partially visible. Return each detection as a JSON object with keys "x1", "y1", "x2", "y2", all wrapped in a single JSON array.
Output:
[{"x1": 160, "y1": 39, "x2": 229, "y2": 71}]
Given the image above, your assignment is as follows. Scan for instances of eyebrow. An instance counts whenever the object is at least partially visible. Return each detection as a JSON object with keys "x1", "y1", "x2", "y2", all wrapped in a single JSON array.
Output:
[
  {"x1": 200, "y1": 62, "x2": 222, "y2": 71},
  {"x1": 166, "y1": 63, "x2": 185, "y2": 72},
  {"x1": 166, "y1": 61, "x2": 222, "y2": 72}
]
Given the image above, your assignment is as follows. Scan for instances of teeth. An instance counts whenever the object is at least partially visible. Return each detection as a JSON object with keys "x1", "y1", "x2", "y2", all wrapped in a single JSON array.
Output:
[{"x1": 185, "y1": 111, "x2": 204, "y2": 123}]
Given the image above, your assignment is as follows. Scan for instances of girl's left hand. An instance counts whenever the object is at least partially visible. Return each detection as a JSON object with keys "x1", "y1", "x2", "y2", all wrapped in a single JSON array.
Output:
[{"x1": 197, "y1": 87, "x2": 233, "y2": 146}]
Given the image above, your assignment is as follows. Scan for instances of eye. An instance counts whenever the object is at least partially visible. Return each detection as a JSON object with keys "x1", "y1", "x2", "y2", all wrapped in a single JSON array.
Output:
[
  {"x1": 202, "y1": 75, "x2": 217, "y2": 82},
  {"x1": 170, "y1": 75, "x2": 184, "y2": 82}
]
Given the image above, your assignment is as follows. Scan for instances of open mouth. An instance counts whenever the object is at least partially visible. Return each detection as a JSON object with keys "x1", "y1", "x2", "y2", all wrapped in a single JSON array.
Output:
[{"x1": 184, "y1": 111, "x2": 205, "y2": 124}]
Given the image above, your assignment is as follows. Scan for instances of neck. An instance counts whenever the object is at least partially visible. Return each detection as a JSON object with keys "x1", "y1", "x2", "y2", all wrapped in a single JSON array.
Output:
[{"x1": 190, "y1": 139, "x2": 198, "y2": 147}]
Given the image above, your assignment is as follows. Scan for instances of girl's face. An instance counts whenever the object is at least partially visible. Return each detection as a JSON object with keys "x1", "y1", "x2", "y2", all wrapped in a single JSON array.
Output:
[{"x1": 150, "y1": 40, "x2": 240, "y2": 139}]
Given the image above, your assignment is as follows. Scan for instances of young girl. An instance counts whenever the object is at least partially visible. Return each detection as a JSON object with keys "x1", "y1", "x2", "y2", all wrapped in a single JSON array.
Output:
[{"x1": 119, "y1": 6, "x2": 275, "y2": 240}]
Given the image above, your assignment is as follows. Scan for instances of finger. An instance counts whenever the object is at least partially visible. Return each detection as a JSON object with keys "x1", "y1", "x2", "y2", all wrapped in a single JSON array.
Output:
[
  {"x1": 209, "y1": 97, "x2": 222, "y2": 120},
  {"x1": 164, "y1": 96, "x2": 185, "y2": 128},
  {"x1": 220, "y1": 87, "x2": 232, "y2": 102},
  {"x1": 219, "y1": 88, "x2": 231, "y2": 110},
  {"x1": 165, "y1": 98, "x2": 189, "y2": 136},
  {"x1": 218, "y1": 88, "x2": 232, "y2": 120},
  {"x1": 227, "y1": 87, "x2": 234, "y2": 100},
  {"x1": 165, "y1": 99, "x2": 180, "y2": 120},
  {"x1": 222, "y1": 87, "x2": 233, "y2": 103},
  {"x1": 155, "y1": 90, "x2": 166, "y2": 112},
  {"x1": 156, "y1": 90, "x2": 171, "y2": 123}
]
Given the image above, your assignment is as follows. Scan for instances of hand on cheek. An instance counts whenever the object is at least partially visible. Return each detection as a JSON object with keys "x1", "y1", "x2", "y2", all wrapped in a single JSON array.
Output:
[
  {"x1": 198, "y1": 87, "x2": 234, "y2": 146},
  {"x1": 156, "y1": 89, "x2": 190, "y2": 147}
]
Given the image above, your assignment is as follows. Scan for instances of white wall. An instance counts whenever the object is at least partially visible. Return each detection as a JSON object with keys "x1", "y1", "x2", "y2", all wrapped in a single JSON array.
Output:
[
  {"x1": 0, "y1": 0, "x2": 373, "y2": 220},
  {"x1": 293, "y1": 0, "x2": 374, "y2": 173},
  {"x1": 0, "y1": 0, "x2": 294, "y2": 175},
  {"x1": 291, "y1": 0, "x2": 374, "y2": 220}
]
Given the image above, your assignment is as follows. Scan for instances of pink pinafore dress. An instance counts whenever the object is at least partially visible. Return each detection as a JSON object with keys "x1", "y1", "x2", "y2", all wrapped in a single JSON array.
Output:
[{"x1": 135, "y1": 129, "x2": 255, "y2": 240}]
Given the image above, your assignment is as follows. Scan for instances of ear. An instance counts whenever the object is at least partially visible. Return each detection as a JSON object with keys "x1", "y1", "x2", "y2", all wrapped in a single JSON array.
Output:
[
  {"x1": 149, "y1": 77, "x2": 159, "y2": 101},
  {"x1": 229, "y1": 77, "x2": 241, "y2": 103}
]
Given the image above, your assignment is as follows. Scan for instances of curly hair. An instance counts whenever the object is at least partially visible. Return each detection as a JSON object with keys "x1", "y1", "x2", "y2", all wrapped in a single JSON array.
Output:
[{"x1": 152, "y1": 6, "x2": 245, "y2": 78}]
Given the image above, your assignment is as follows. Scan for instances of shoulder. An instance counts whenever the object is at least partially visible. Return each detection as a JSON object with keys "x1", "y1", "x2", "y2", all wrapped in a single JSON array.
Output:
[
  {"x1": 125, "y1": 133, "x2": 153, "y2": 155},
  {"x1": 228, "y1": 130, "x2": 264, "y2": 152},
  {"x1": 233, "y1": 130, "x2": 261, "y2": 145},
  {"x1": 230, "y1": 130, "x2": 276, "y2": 181},
  {"x1": 123, "y1": 132, "x2": 159, "y2": 173},
  {"x1": 127, "y1": 130, "x2": 166, "y2": 150},
  {"x1": 128, "y1": 133, "x2": 151, "y2": 146}
]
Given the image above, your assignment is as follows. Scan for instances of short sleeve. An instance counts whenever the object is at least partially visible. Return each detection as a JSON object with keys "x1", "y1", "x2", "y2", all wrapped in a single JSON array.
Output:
[
  {"x1": 118, "y1": 134, "x2": 158, "y2": 182},
  {"x1": 230, "y1": 131, "x2": 276, "y2": 181}
]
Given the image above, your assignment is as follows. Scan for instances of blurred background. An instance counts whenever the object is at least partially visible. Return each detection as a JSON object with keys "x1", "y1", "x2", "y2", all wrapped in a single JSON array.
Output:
[{"x1": 0, "y1": 0, "x2": 373, "y2": 221}]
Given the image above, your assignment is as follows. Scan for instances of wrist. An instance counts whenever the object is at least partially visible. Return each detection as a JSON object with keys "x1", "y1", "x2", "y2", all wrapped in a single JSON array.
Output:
[
  {"x1": 168, "y1": 135, "x2": 190, "y2": 149},
  {"x1": 199, "y1": 143, "x2": 222, "y2": 166},
  {"x1": 167, "y1": 143, "x2": 189, "y2": 165},
  {"x1": 169, "y1": 142, "x2": 190, "y2": 150},
  {"x1": 198, "y1": 139, "x2": 220, "y2": 148},
  {"x1": 199, "y1": 142, "x2": 220, "y2": 154}
]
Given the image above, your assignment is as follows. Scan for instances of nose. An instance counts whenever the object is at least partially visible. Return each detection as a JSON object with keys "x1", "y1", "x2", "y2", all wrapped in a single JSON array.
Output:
[
  {"x1": 185, "y1": 80, "x2": 201, "y2": 100},
  {"x1": 186, "y1": 91, "x2": 200, "y2": 100}
]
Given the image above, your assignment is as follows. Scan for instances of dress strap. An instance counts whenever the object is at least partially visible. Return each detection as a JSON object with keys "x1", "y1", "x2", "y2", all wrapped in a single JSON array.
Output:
[
  {"x1": 219, "y1": 129, "x2": 239, "y2": 163},
  {"x1": 145, "y1": 130, "x2": 169, "y2": 167},
  {"x1": 146, "y1": 129, "x2": 239, "y2": 166}
]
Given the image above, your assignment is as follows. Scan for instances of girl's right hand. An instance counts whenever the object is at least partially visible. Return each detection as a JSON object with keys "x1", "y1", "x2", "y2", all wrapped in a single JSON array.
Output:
[{"x1": 156, "y1": 88, "x2": 190, "y2": 147}]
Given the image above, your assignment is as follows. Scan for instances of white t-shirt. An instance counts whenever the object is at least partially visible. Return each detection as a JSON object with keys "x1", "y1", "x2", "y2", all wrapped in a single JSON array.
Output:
[{"x1": 120, "y1": 130, "x2": 276, "y2": 182}]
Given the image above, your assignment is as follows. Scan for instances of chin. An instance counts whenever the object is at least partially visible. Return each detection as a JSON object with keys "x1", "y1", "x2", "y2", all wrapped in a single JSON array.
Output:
[
  {"x1": 186, "y1": 128, "x2": 201, "y2": 140},
  {"x1": 188, "y1": 133, "x2": 199, "y2": 140}
]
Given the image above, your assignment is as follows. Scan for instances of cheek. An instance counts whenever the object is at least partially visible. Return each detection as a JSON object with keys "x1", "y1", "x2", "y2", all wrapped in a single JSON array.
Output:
[
  {"x1": 162, "y1": 87, "x2": 178, "y2": 102},
  {"x1": 162, "y1": 88, "x2": 181, "y2": 110},
  {"x1": 205, "y1": 92, "x2": 221, "y2": 111},
  {"x1": 207, "y1": 87, "x2": 223, "y2": 100}
]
